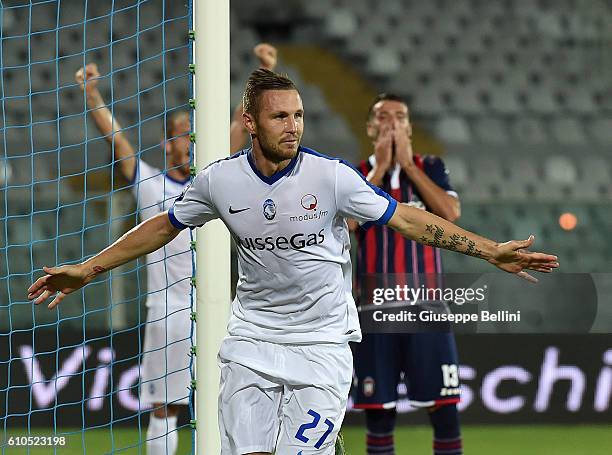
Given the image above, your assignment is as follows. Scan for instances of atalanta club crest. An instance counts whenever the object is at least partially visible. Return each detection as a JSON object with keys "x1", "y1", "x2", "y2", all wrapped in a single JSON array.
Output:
[
  {"x1": 300, "y1": 193, "x2": 317, "y2": 211},
  {"x1": 263, "y1": 199, "x2": 276, "y2": 220}
]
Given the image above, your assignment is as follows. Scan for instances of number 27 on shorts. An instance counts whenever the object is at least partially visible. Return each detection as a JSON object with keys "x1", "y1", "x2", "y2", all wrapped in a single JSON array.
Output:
[{"x1": 295, "y1": 409, "x2": 335, "y2": 449}]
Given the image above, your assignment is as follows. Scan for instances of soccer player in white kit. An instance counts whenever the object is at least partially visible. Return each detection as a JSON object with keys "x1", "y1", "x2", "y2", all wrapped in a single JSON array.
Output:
[{"x1": 30, "y1": 69, "x2": 559, "y2": 455}]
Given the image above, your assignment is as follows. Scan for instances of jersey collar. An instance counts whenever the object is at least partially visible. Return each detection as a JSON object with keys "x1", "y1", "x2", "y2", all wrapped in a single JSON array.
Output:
[
  {"x1": 165, "y1": 172, "x2": 191, "y2": 185},
  {"x1": 246, "y1": 147, "x2": 300, "y2": 185}
]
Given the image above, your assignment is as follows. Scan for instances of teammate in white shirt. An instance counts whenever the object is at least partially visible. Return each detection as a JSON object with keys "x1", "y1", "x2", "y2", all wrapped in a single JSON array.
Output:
[
  {"x1": 31, "y1": 69, "x2": 559, "y2": 455},
  {"x1": 75, "y1": 63, "x2": 192, "y2": 454}
]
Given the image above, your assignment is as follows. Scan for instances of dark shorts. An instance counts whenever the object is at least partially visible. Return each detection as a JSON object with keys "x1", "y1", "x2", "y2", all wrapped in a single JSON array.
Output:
[{"x1": 352, "y1": 332, "x2": 460, "y2": 409}]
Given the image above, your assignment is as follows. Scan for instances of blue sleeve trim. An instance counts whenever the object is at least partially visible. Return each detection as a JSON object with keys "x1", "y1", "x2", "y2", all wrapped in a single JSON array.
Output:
[
  {"x1": 378, "y1": 197, "x2": 398, "y2": 225},
  {"x1": 362, "y1": 197, "x2": 397, "y2": 230},
  {"x1": 168, "y1": 207, "x2": 188, "y2": 230}
]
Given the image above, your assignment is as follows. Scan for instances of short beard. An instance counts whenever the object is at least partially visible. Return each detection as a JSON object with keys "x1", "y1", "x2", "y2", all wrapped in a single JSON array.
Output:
[{"x1": 257, "y1": 133, "x2": 300, "y2": 163}]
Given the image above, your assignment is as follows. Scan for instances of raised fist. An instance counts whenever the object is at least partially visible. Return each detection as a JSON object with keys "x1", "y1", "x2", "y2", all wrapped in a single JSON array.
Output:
[
  {"x1": 75, "y1": 63, "x2": 101, "y2": 93},
  {"x1": 254, "y1": 43, "x2": 277, "y2": 71}
]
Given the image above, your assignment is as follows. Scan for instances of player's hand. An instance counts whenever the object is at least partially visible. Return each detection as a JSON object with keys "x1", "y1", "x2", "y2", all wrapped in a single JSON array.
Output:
[
  {"x1": 394, "y1": 125, "x2": 414, "y2": 170},
  {"x1": 254, "y1": 43, "x2": 277, "y2": 71},
  {"x1": 27, "y1": 264, "x2": 92, "y2": 309},
  {"x1": 489, "y1": 235, "x2": 559, "y2": 283},
  {"x1": 373, "y1": 124, "x2": 393, "y2": 172},
  {"x1": 75, "y1": 63, "x2": 101, "y2": 93}
]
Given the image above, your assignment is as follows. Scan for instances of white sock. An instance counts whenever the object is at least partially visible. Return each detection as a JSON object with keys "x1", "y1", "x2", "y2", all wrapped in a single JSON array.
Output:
[{"x1": 146, "y1": 414, "x2": 178, "y2": 455}]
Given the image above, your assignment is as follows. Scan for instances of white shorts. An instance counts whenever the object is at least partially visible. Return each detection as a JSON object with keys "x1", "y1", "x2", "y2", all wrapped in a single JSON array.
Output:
[
  {"x1": 218, "y1": 337, "x2": 352, "y2": 455},
  {"x1": 140, "y1": 305, "x2": 193, "y2": 405}
]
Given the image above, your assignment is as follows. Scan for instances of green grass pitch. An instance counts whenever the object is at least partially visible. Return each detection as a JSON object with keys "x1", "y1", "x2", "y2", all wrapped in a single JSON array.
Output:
[{"x1": 3, "y1": 425, "x2": 612, "y2": 454}]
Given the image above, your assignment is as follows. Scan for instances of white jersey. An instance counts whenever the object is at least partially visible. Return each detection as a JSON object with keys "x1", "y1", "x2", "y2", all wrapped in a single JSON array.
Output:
[
  {"x1": 132, "y1": 159, "x2": 192, "y2": 309},
  {"x1": 170, "y1": 147, "x2": 397, "y2": 344}
]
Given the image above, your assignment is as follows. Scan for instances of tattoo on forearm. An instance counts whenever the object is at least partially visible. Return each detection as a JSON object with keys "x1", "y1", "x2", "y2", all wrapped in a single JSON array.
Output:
[
  {"x1": 419, "y1": 224, "x2": 485, "y2": 258},
  {"x1": 466, "y1": 240, "x2": 476, "y2": 255},
  {"x1": 447, "y1": 233, "x2": 462, "y2": 251},
  {"x1": 433, "y1": 225, "x2": 445, "y2": 245}
]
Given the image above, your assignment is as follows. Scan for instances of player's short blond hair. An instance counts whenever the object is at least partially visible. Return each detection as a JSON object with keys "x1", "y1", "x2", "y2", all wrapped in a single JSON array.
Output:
[{"x1": 242, "y1": 68, "x2": 297, "y2": 118}]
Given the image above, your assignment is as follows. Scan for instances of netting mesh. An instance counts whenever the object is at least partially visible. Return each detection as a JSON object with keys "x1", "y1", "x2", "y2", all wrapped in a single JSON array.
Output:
[{"x1": 1, "y1": 0, "x2": 194, "y2": 451}]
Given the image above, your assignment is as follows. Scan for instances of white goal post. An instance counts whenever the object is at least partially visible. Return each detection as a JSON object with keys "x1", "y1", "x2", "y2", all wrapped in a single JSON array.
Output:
[{"x1": 193, "y1": 1, "x2": 231, "y2": 454}]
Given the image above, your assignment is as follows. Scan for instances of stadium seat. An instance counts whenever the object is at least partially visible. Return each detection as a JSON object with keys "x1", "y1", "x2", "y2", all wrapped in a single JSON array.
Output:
[
  {"x1": 367, "y1": 47, "x2": 402, "y2": 77},
  {"x1": 511, "y1": 116, "x2": 549, "y2": 144},
  {"x1": 429, "y1": 15, "x2": 463, "y2": 37},
  {"x1": 417, "y1": 32, "x2": 452, "y2": 55},
  {"x1": 562, "y1": 87, "x2": 597, "y2": 114},
  {"x1": 523, "y1": 86, "x2": 560, "y2": 114},
  {"x1": 324, "y1": 10, "x2": 358, "y2": 40},
  {"x1": 430, "y1": 72, "x2": 459, "y2": 94},
  {"x1": 317, "y1": 114, "x2": 354, "y2": 142},
  {"x1": 33, "y1": 122, "x2": 60, "y2": 151},
  {"x1": 345, "y1": 28, "x2": 381, "y2": 60},
  {"x1": 549, "y1": 117, "x2": 588, "y2": 145},
  {"x1": 337, "y1": 0, "x2": 372, "y2": 16},
  {"x1": 544, "y1": 155, "x2": 577, "y2": 185},
  {"x1": 443, "y1": 155, "x2": 469, "y2": 187},
  {"x1": 457, "y1": 180, "x2": 494, "y2": 202},
  {"x1": 299, "y1": 84, "x2": 328, "y2": 117},
  {"x1": 435, "y1": 116, "x2": 471, "y2": 144},
  {"x1": 437, "y1": 54, "x2": 473, "y2": 77},
  {"x1": 510, "y1": 216, "x2": 546, "y2": 241},
  {"x1": 4, "y1": 96, "x2": 31, "y2": 125},
  {"x1": 470, "y1": 116, "x2": 510, "y2": 144},
  {"x1": 472, "y1": 156, "x2": 505, "y2": 186},
  {"x1": 572, "y1": 180, "x2": 608, "y2": 201},
  {"x1": 496, "y1": 183, "x2": 532, "y2": 201},
  {"x1": 454, "y1": 28, "x2": 488, "y2": 54},
  {"x1": 488, "y1": 86, "x2": 522, "y2": 114},
  {"x1": 477, "y1": 52, "x2": 511, "y2": 77},
  {"x1": 387, "y1": 73, "x2": 420, "y2": 97},
  {"x1": 402, "y1": 51, "x2": 438, "y2": 75},
  {"x1": 85, "y1": 19, "x2": 112, "y2": 52},
  {"x1": 595, "y1": 89, "x2": 612, "y2": 112},
  {"x1": 497, "y1": 172, "x2": 536, "y2": 201},
  {"x1": 452, "y1": 84, "x2": 486, "y2": 115},
  {"x1": 588, "y1": 117, "x2": 612, "y2": 144},
  {"x1": 411, "y1": 87, "x2": 447, "y2": 117},
  {"x1": 579, "y1": 156, "x2": 611, "y2": 185},
  {"x1": 504, "y1": 156, "x2": 540, "y2": 197}
]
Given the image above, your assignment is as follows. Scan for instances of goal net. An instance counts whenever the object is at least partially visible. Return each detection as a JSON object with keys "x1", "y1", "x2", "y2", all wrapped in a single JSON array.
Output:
[{"x1": 1, "y1": 0, "x2": 195, "y2": 452}]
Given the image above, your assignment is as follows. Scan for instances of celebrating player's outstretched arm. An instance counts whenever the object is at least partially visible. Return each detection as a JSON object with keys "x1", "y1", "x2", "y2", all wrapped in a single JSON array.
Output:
[
  {"x1": 27, "y1": 212, "x2": 180, "y2": 309},
  {"x1": 388, "y1": 203, "x2": 559, "y2": 282}
]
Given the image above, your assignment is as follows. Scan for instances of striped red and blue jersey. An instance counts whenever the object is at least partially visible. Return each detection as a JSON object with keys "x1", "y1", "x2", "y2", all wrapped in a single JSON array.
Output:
[{"x1": 354, "y1": 154, "x2": 458, "y2": 296}]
